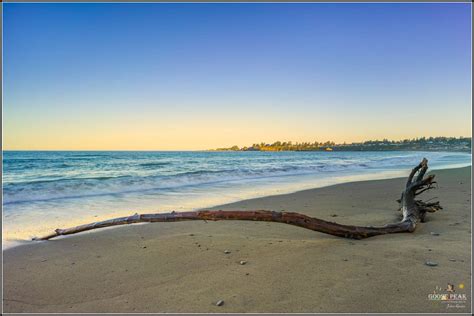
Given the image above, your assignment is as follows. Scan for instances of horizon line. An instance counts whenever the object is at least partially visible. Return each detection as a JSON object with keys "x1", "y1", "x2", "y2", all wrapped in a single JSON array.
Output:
[{"x1": 3, "y1": 135, "x2": 472, "y2": 152}]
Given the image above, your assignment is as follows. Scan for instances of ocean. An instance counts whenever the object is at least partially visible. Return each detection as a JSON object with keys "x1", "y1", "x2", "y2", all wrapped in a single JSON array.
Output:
[{"x1": 2, "y1": 150, "x2": 471, "y2": 248}]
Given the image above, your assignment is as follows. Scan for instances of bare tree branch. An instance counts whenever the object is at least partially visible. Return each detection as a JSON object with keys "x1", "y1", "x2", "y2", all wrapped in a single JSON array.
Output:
[{"x1": 33, "y1": 158, "x2": 441, "y2": 241}]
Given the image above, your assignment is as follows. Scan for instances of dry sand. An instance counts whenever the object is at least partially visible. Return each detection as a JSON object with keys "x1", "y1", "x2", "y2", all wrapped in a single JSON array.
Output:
[{"x1": 3, "y1": 166, "x2": 471, "y2": 313}]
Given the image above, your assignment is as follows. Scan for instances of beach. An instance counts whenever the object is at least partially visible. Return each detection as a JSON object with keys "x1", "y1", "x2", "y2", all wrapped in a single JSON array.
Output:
[{"x1": 3, "y1": 166, "x2": 471, "y2": 313}]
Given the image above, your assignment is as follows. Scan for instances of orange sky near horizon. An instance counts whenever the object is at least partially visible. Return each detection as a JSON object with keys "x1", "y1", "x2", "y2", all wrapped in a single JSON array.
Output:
[{"x1": 4, "y1": 111, "x2": 471, "y2": 150}]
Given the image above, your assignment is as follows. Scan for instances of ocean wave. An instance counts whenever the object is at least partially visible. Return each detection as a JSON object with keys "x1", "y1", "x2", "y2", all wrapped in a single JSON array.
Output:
[
  {"x1": 2, "y1": 151, "x2": 471, "y2": 205},
  {"x1": 2, "y1": 165, "x2": 347, "y2": 204},
  {"x1": 57, "y1": 163, "x2": 73, "y2": 168},
  {"x1": 138, "y1": 162, "x2": 172, "y2": 168},
  {"x1": 2, "y1": 169, "x2": 321, "y2": 205}
]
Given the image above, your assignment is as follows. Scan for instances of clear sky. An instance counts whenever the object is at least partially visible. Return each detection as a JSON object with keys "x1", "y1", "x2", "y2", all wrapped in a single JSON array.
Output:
[{"x1": 4, "y1": 3, "x2": 471, "y2": 150}]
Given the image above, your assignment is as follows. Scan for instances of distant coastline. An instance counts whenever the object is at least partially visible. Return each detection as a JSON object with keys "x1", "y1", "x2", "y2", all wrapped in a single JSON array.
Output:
[{"x1": 211, "y1": 136, "x2": 471, "y2": 152}]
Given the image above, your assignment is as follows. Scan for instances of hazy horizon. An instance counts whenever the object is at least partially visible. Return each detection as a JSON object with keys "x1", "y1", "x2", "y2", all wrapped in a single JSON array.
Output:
[
  {"x1": 2, "y1": 135, "x2": 471, "y2": 152},
  {"x1": 4, "y1": 3, "x2": 471, "y2": 150}
]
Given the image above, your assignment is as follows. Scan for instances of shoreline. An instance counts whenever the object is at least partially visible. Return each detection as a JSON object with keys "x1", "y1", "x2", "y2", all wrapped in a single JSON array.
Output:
[
  {"x1": 3, "y1": 164, "x2": 471, "y2": 250},
  {"x1": 3, "y1": 166, "x2": 472, "y2": 313}
]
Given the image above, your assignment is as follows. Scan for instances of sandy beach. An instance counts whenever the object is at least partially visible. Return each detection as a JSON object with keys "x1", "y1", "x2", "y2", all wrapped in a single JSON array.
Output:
[{"x1": 3, "y1": 166, "x2": 471, "y2": 313}]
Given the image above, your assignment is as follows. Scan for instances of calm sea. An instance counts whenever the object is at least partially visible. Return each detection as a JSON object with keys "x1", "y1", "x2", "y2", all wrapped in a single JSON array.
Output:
[{"x1": 2, "y1": 150, "x2": 471, "y2": 248}]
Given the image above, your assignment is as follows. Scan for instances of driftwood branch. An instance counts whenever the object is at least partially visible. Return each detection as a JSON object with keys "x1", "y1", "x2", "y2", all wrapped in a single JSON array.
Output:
[{"x1": 33, "y1": 158, "x2": 441, "y2": 241}]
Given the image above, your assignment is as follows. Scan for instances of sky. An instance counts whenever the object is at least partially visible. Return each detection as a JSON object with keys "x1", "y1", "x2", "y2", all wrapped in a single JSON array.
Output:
[{"x1": 3, "y1": 3, "x2": 472, "y2": 150}]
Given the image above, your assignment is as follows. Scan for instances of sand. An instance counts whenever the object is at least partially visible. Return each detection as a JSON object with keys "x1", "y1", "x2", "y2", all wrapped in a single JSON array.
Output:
[{"x1": 3, "y1": 166, "x2": 471, "y2": 313}]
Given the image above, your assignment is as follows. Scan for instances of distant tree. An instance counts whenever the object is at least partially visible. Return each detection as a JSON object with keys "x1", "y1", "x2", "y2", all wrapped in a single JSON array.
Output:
[{"x1": 213, "y1": 136, "x2": 471, "y2": 152}]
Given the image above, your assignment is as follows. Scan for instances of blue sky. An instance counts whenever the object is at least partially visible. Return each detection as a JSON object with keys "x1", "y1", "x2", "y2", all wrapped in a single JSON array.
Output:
[{"x1": 4, "y1": 3, "x2": 471, "y2": 150}]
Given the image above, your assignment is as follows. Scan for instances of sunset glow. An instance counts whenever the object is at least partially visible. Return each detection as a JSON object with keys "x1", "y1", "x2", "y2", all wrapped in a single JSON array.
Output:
[{"x1": 4, "y1": 3, "x2": 471, "y2": 150}]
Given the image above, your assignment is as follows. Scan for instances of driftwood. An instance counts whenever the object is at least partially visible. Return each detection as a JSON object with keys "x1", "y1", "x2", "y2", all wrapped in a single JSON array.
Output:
[{"x1": 33, "y1": 158, "x2": 441, "y2": 241}]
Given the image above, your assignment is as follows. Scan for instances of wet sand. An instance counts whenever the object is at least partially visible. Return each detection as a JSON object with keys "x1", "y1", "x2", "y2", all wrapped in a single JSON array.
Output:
[{"x1": 3, "y1": 166, "x2": 471, "y2": 313}]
